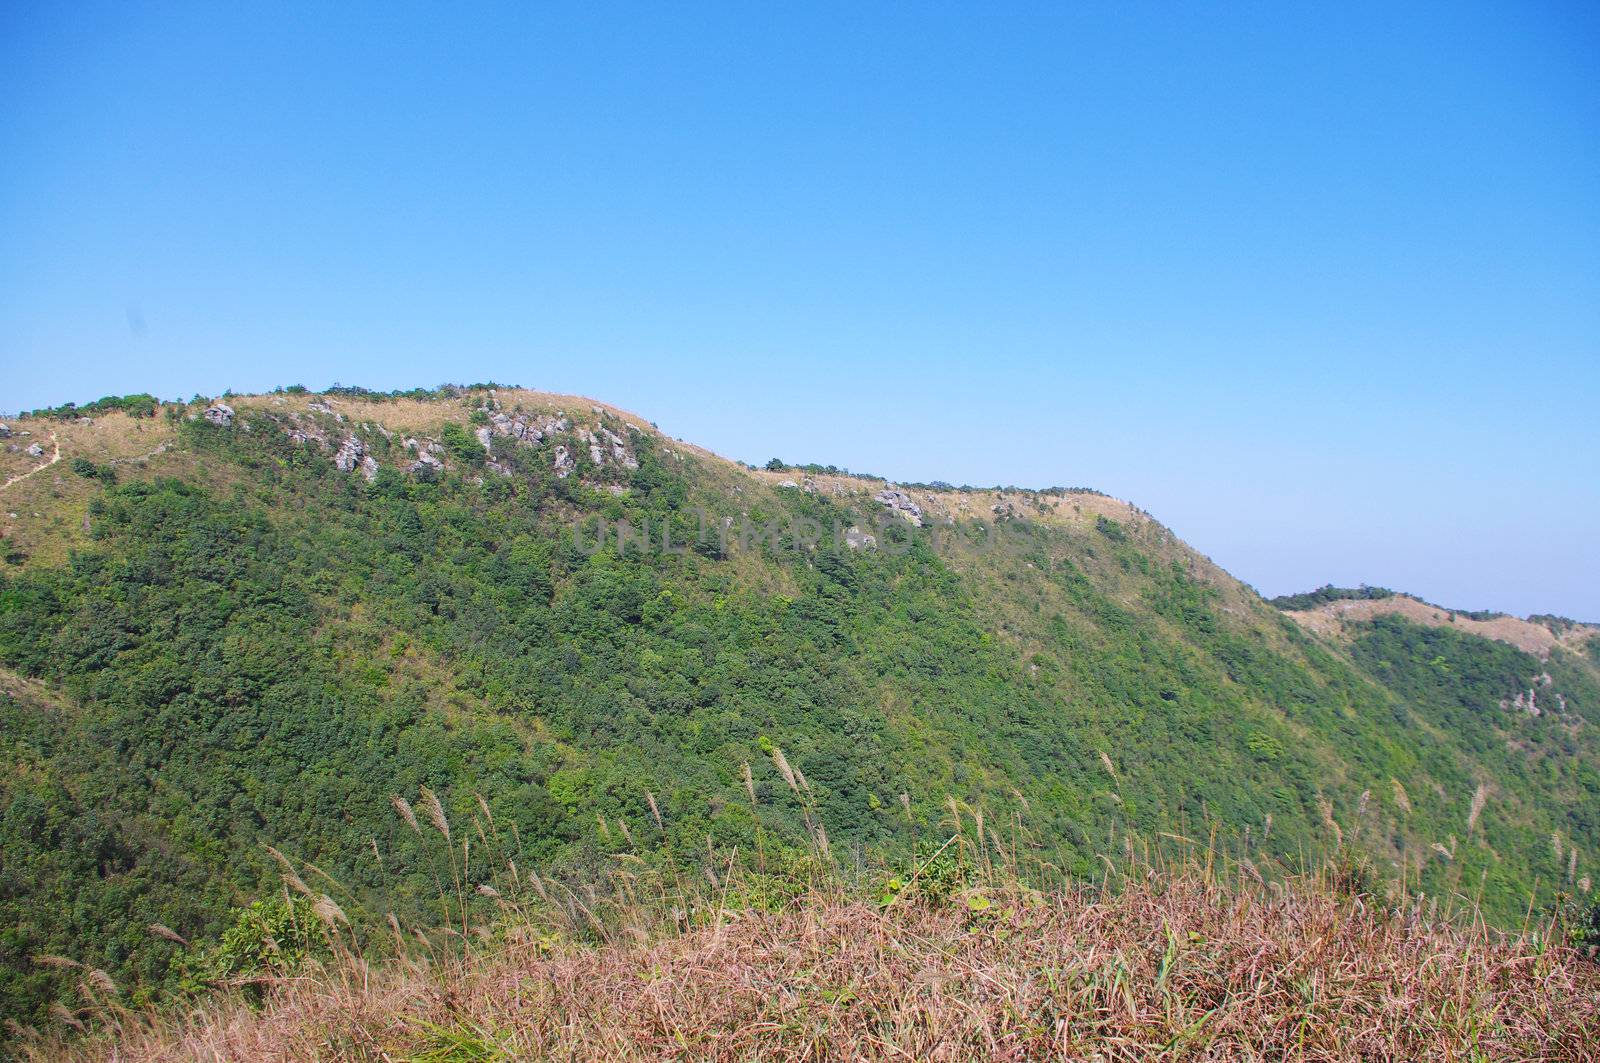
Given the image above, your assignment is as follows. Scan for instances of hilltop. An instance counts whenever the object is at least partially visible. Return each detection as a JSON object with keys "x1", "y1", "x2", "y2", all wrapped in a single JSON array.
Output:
[
  {"x1": 1275, "y1": 585, "x2": 1598, "y2": 660},
  {"x1": 1, "y1": 384, "x2": 1598, "y2": 1050}
]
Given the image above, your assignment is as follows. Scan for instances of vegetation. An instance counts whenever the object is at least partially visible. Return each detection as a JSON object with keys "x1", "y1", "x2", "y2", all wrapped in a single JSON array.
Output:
[
  {"x1": 1268, "y1": 584, "x2": 1395, "y2": 610},
  {"x1": 21, "y1": 394, "x2": 161, "y2": 421},
  {"x1": 1, "y1": 386, "x2": 1596, "y2": 1052},
  {"x1": 19, "y1": 827, "x2": 1600, "y2": 1062}
]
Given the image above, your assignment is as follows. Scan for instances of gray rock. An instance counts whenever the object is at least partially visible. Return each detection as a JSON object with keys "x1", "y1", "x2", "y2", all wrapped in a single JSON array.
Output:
[
  {"x1": 0, "y1": 423, "x2": 11, "y2": 438},
  {"x1": 359, "y1": 455, "x2": 380, "y2": 482},
  {"x1": 334, "y1": 436, "x2": 365, "y2": 473},
  {"x1": 25, "y1": 442, "x2": 45, "y2": 458},
  {"x1": 203, "y1": 402, "x2": 235, "y2": 427},
  {"x1": 476, "y1": 426, "x2": 494, "y2": 452},
  {"x1": 406, "y1": 450, "x2": 443, "y2": 475},
  {"x1": 873, "y1": 487, "x2": 923, "y2": 526},
  {"x1": 553, "y1": 445, "x2": 575, "y2": 478}
]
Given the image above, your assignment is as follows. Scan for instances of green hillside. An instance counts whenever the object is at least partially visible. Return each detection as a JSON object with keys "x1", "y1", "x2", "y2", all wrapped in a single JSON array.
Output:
[{"x1": 2, "y1": 384, "x2": 1597, "y2": 1032}]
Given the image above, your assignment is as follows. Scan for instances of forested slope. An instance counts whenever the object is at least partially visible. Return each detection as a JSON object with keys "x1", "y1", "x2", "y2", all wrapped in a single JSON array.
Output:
[{"x1": 2, "y1": 385, "x2": 1596, "y2": 1031}]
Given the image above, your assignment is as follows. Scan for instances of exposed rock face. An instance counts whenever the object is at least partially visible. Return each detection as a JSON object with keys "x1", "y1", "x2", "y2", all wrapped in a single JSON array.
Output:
[
  {"x1": 406, "y1": 445, "x2": 443, "y2": 476},
  {"x1": 265, "y1": 401, "x2": 644, "y2": 486},
  {"x1": 466, "y1": 403, "x2": 639, "y2": 481},
  {"x1": 334, "y1": 437, "x2": 366, "y2": 473},
  {"x1": 611, "y1": 432, "x2": 639, "y2": 469},
  {"x1": 485, "y1": 411, "x2": 557, "y2": 443},
  {"x1": 582, "y1": 429, "x2": 606, "y2": 467},
  {"x1": 203, "y1": 402, "x2": 235, "y2": 427},
  {"x1": 25, "y1": 442, "x2": 45, "y2": 458},
  {"x1": 991, "y1": 500, "x2": 1020, "y2": 519},
  {"x1": 567, "y1": 424, "x2": 638, "y2": 474},
  {"x1": 874, "y1": 488, "x2": 923, "y2": 526},
  {"x1": 477, "y1": 408, "x2": 569, "y2": 446}
]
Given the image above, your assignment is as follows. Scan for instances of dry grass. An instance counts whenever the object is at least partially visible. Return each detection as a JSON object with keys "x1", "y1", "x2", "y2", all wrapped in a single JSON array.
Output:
[
  {"x1": 29, "y1": 865, "x2": 1600, "y2": 1062},
  {"x1": 1281, "y1": 594, "x2": 1599, "y2": 659}
]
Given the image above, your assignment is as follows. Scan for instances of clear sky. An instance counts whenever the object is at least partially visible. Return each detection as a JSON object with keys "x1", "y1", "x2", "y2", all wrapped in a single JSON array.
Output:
[{"x1": 3, "y1": 2, "x2": 1597, "y2": 618}]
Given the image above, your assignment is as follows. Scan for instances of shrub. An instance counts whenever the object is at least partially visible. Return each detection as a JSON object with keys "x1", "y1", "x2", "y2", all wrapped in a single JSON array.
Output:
[{"x1": 176, "y1": 896, "x2": 327, "y2": 1001}]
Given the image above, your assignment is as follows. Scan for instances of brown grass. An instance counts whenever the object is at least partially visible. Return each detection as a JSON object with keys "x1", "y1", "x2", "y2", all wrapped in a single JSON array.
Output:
[
  {"x1": 1281, "y1": 594, "x2": 1599, "y2": 659},
  {"x1": 28, "y1": 865, "x2": 1600, "y2": 1062}
]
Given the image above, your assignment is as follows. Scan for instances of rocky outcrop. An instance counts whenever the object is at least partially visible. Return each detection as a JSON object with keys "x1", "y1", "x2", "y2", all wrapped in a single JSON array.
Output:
[
  {"x1": 24, "y1": 442, "x2": 44, "y2": 458},
  {"x1": 466, "y1": 401, "x2": 641, "y2": 481},
  {"x1": 407, "y1": 456, "x2": 443, "y2": 475},
  {"x1": 874, "y1": 488, "x2": 923, "y2": 526},
  {"x1": 478, "y1": 408, "x2": 570, "y2": 446},
  {"x1": 484, "y1": 410, "x2": 564, "y2": 444},
  {"x1": 203, "y1": 402, "x2": 234, "y2": 427},
  {"x1": 581, "y1": 429, "x2": 606, "y2": 467},
  {"x1": 600, "y1": 426, "x2": 639, "y2": 470},
  {"x1": 334, "y1": 437, "x2": 366, "y2": 474}
]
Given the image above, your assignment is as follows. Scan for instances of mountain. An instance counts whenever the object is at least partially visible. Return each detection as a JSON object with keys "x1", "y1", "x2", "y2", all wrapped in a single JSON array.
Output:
[{"x1": 2, "y1": 384, "x2": 1597, "y2": 1032}]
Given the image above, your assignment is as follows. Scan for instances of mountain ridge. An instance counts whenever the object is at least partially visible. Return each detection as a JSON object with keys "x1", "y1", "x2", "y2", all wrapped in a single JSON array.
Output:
[{"x1": 1, "y1": 383, "x2": 1597, "y2": 1036}]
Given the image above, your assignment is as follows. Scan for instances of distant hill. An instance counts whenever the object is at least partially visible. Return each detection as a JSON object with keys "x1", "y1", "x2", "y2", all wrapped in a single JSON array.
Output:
[
  {"x1": 2, "y1": 385, "x2": 1598, "y2": 1037},
  {"x1": 1273, "y1": 586, "x2": 1600, "y2": 659}
]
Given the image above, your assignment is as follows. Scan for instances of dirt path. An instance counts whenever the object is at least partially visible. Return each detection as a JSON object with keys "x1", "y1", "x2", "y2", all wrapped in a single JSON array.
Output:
[{"x1": 0, "y1": 431, "x2": 61, "y2": 492}]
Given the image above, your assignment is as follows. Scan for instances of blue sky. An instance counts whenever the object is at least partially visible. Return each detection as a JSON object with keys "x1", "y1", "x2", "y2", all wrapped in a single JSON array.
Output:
[{"x1": 3, "y1": 2, "x2": 1597, "y2": 617}]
